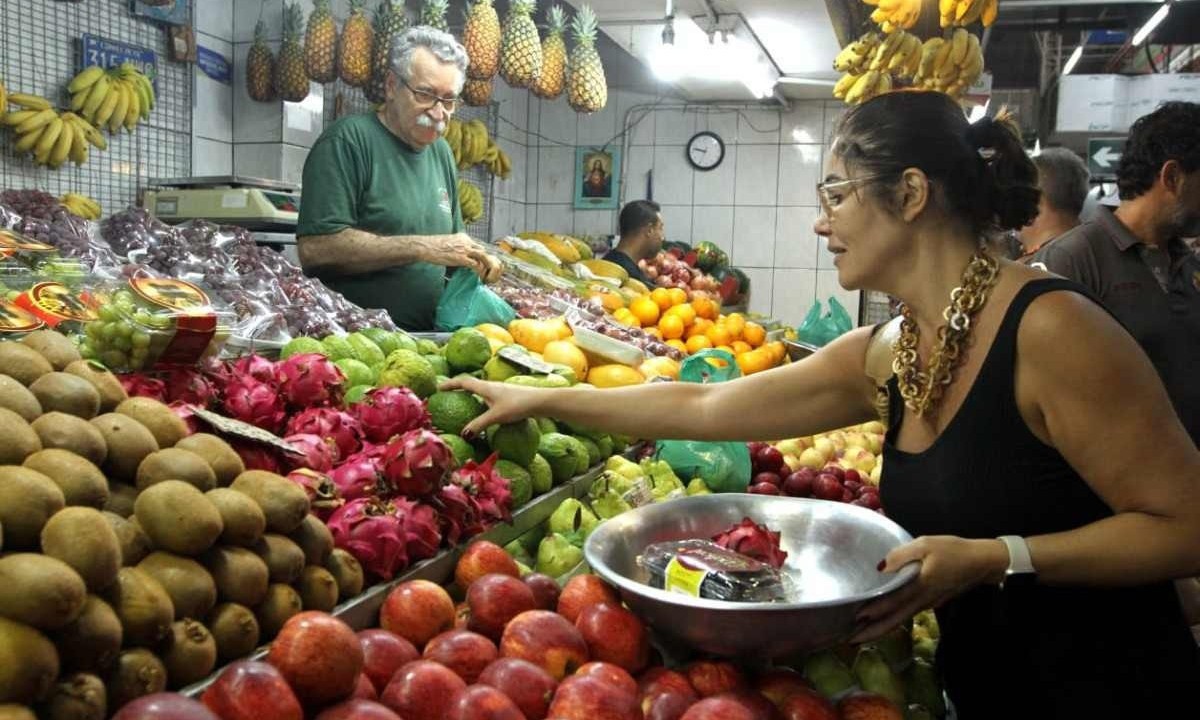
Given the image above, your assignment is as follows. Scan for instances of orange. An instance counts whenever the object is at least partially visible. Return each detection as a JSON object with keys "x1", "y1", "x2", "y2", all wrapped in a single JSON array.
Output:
[
  {"x1": 650, "y1": 288, "x2": 673, "y2": 312},
  {"x1": 629, "y1": 296, "x2": 661, "y2": 326},
  {"x1": 591, "y1": 292, "x2": 625, "y2": 312},
  {"x1": 737, "y1": 349, "x2": 773, "y2": 376},
  {"x1": 543, "y1": 340, "x2": 589, "y2": 378},
  {"x1": 724, "y1": 313, "x2": 746, "y2": 340},
  {"x1": 765, "y1": 341, "x2": 787, "y2": 363},
  {"x1": 613, "y1": 308, "x2": 640, "y2": 327},
  {"x1": 640, "y1": 356, "x2": 680, "y2": 380},
  {"x1": 715, "y1": 344, "x2": 735, "y2": 356},
  {"x1": 691, "y1": 297, "x2": 719, "y2": 321},
  {"x1": 686, "y1": 318, "x2": 713, "y2": 339},
  {"x1": 666, "y1": 339, "x2": 688, "y2": 354},
  {"x1": 587, "y1": 364, "x2": 645, "y2": 388},
  {"x1": 743, "y1": 322, "x2": 766, "y2": 347},
  {"x1": 664, "y1": 303, "x2": 697, "y2": 327},
  {"x1": 706, "y1": 325, "x2": 732, "y2": 348},
  {"x1": 731, "y1": 340, "x2": 752, "y2": 355},
  {"x1": 686, "y1": 335, "x2": 713, "y2": 354},
  {"x1": 667, "y1": 288, "x2": 688, "y2": 307},
  {"x1": 658, "y1": 314, "x2": 685, "y2": 340}
]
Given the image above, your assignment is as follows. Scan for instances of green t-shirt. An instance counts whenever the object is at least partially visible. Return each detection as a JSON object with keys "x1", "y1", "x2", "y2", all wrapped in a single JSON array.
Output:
[{"x1": 297, "y1": 112, "x2": 465, "y2": 331}]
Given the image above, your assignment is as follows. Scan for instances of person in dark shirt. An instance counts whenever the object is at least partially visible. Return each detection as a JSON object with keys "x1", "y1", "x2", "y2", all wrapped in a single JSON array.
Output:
[
  {"x1": 1017, "y1": 147, "x2": 1089, "y2": 262},
  {"x1": 603, "y1": 200, "x2": 664, "y2": 286}
]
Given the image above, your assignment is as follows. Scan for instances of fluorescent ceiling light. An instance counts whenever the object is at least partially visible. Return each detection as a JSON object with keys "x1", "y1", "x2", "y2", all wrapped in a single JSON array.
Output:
[
  {"x1": 1062, "y1": 45, "x2": 1083, "y2": 75},
  {"x1": 778, "y1": 77, "x2": 836, "y2": 87},
  {"x1": 1132, "y1": 2, "x2": 1170, "y2": 47}
]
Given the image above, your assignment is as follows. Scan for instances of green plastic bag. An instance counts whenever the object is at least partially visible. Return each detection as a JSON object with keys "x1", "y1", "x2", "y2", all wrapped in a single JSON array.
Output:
[
  {"x1": 434, "y1": 269, "x2": 517, "y2": 332},
  {"x1": 654, "y1": 350, "x2": 752, "y2": 494},
  {"x1": 796, "y1": 297, "x2": 853, "y2": 348}
]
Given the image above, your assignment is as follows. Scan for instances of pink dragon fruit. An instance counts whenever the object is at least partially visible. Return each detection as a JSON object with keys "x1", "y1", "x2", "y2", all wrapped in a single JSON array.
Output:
[
  {"x1": 199, "y1": 356, "x2": 234, "y2": 388},
  {"x1": 231, "y1": 354, "x2": 279, "y2": 385},
  {"x1": 276, "y1": 353, "x2": 344, "y2": 409},
  {"x1": 222, "y1": 375, "x2": 287, "y2": 433},
  {"x1": 285, "y1": 407, "x2": 363, "y2": 460},
  {"x1": 285, "y1": 468, "x2": 345, "y2": 521},
  {"x1": 434, "y1": 484, "x2": 484, "y2": 546},
  {"x1": 391, "y1": 496, "x2": 443, "y2": 562},
  {"x1": 330, "y1": 445, "x2": 389, "y2": 501},
  {"x1": 380, "y1": 429, "x2": 454, "y2": 499},
  {"x1": 448, "y1": 454, "x2": 512, "y2": 527},
  {"x1": 711, "y1": 517, "x2": 789, "y2": 569},
  {"x1": 283, "y1": 433, "x2": 339, "y2": 473},
  {"x1": 349, "y1": 387, "x2": 431, "y2": 444},
  {"x1": 163, "y1": 368, "x2": 218, "y2": 408},
  {"x1": 119, "y1": 374, "x2": 167, "y2": 402},
  {"x1": 327, "y1": 498, "x2": 409, "y2": 581},
  {"x1": 231, "y1": 441, "x2": 283, "y2": 473},
  {"x1": 168, "y1": 401, "x2": 201, "y2": 436}
]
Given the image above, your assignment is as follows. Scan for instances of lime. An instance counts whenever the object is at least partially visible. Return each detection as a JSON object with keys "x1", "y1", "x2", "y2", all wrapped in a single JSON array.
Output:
[
  {"x1": 424, "y1": 354, "x2": 450, "y2": 377},
  {"x1": 487, "y1": 418, "x2": 542, "y2": 466},
  {"x1": 483, "y1": 354, "x2": 523, "y2": 382},
  {"x1": 427, "y1": 390, "x2": 487, "y2": 436},
  {"x1": 346, "y1": 333, "x2": 386, "y2": 366},
  {"x1": 445, "y1": 328, "x2": 492, "y2": 373},
  {"x1": 280, "y1": 336, "x2": 326, "y2": 359}
]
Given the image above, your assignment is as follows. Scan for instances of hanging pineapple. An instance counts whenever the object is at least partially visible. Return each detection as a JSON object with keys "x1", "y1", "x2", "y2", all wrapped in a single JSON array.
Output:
[
  {"x1": 246, "y1": 19, "x2": 277, "y2": 102},
  {"x1": 463, "y1": 0, "x2": 501, "y2": 80},
  {"x1": 531, "y1": 5, "x2": 567, "y2": 99},
  {"x1": 500, "y1": 0, "x2": 542, "y2": 89},
  {"x1": 304, "y1": 0, "x2": 338, "y2": 83},
  {"x1": 339, "y1": 0, "x2": 375, "y2": 88},
  {"x1": 567, "y1": 4, "x2": 607, "y2": 113},
  {"x1": 365, "y1": 1, "x2": 409, "y2": 104},
  {"x1": 462, "y1": 78, "x2": 494, "y2": 106},
  {"x1": 420, "y1": 0, "x2": 450, "y2": 33},
  {"x1": 276, "y1": 3, "x2": 310, "y2": 102}
]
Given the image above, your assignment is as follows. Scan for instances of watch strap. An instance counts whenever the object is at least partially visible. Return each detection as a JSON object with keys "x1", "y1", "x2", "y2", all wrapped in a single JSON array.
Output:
[{"x1": 997, "y1": 535, "x2": 1036, "y2": 587}]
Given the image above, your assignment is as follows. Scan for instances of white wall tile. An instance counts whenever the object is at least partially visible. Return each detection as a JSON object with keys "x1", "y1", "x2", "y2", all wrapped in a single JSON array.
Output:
[
  {"x1": 623, "y1": 147, "x2": 654, "y2": 201},
  {"x1": 732, "y1": 207, "x2": 777, "y2": 268},
  {"x1": 491, "y1": 199, "x2": 512, "y2": 239},
  {"x1": 654, "y1": 109, "x2": 696, "y2": 146},
  {"x1": 816, "y1": 269, "x2": 861, "y2": 324},
  {"x1": 281, "y1": 85, "x2": 325, "y2": 148},
  {"x1": 537, "y1": 98, "x2": 577, "y2": 146},
  {"x1": 616, "y1": 90, "x2": 656, "y2": 147},
  {"x1": 495, "y1": 143, "x2": 527, "y2": 203},
  {"x1": 494, "y1": 84, "x2": 527, "y2": 146},
  {"x1": 194, "y1": 38, "x2": 234, "y2": 144},
  {"x1": 775, "y1": 207, "x2": 821, "y2": 269},
  {"x1": 824, "y1": 103, "x2": 848, "y2": 144},
  {"x1": 234, "y1": 143, "x2": 283, "y2": 179},
  {"x1": 818, "y1": 245, "x2": 837, "y2": 270},
  {"x1": 574, "y1": 210, "x2": 616, "y2": 238},
  {"x1": 198, "y1": 0, "x2": 235, "y2": 41},
  {"x1": 577, "y1": 97, "x2": 618, "y2": 146},
  {"x1": 737, "y1": 109, "x2": 781, "y2": 144},
  {"x1": 735, "y1": 145, "x2": 780, "y2": 207},
  {"x1": 741, "y1": 268, "x2": 775, "y2": 317},
  {"x1": 525, "y1": 143, "x2": 540, "y2": 207},
  {"x1": 778, "y1": 144, "x2": 822, "y2": 207},
  {"x1": 781, "y1": 102, "x2": 824, "y2": 145},
  {"x1": 193, "y1": 138, "x2": 233, "y2": 176},
  {"x1": 652, "y1": 146, "x2": 693, "y2": 206},
  {"x1": 693, "y1": 110, "x2": 738, "y2": 143},
  {"x1": 660, "y1": 205, "x2": 693, "y2": 246},
  {"x1": 691, "y1": 206, "x2": 734, "y2": 255},
  {"x1": 281, "y1": 144, "x2": 311, "y2": 185},
  {"x1": 772, "y1": 269, "x2": 819, "y2": 328},
  {"x1": 234, "y1": 0, "x2": 282, "y2": 42},
  {"x1": 692, "y1": 145, "x2": 736, "y2": 206},
  {"x1": 534, "y1": 204, "x2": 573, "y2": 233},
  {"x1": 537, "y1": 146, "x2": 575, "y2": 204}
]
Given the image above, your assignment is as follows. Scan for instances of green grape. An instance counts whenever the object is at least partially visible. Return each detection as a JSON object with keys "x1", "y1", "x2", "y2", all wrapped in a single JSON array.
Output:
[
  {"x1": 115, "y1": 323, "x2": 133, "y2": 339},
  {"x1": 98, "y1": 306, "x2": 118, "y2": 322},
  {"x1": 113, "y1": 337, "x2": 132, "y2": 353},
  {"x1": 85, "y1": 322, "x2": 102, "y2": 339},
  {"x1": 100, "y1": 350, "x2": 127, "y2": 368},
  {"x1": 101, "y1": 323, "x2": 119, "y2": 341},
  {"x1": 131, "y1": 331, "x2": 151, "y2": 349},
  {"x1": 79, "y1": 343, "x2": 95, "y2": 358},
  {"x1": 133, "y1": 310, "x2": 152, "y2": 325}
]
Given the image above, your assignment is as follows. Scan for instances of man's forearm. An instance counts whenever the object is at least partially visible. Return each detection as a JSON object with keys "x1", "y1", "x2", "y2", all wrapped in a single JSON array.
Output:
[{"x1": 299, "y1": 228, "x2": 440, "y2": 275}]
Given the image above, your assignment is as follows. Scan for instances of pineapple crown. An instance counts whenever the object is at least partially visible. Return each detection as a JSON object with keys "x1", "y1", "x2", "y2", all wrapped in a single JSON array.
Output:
[
  {"x1": 283, "y1": 3, "x2": 304, "y2": 41},
  {"x1": 253, "y1": 18, "x2": 268, "y2": 43},
  {"x1": 312, "y1": 0, "x2": 330, "y2": 15},
  {"x1": 349, "y1": 0, "x2": 366, "y2": 15},
  {"x1": 511, "y1": 0, "x2": 537, "y2": 17},
  {"x1": 547, "y1": 5, "x2": 567, "y2": 35},
  {"x1": 421, "y1": 0, "x2": 449, "y2": 20},
  {"x1": 571, "y1": 4, "x2": 598, "y2": 46}
]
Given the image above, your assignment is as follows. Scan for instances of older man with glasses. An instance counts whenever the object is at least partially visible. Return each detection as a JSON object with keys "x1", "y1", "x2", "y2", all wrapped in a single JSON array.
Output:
[{"x1": 297, "y1": 26, "x2": 502, "y2": 332}]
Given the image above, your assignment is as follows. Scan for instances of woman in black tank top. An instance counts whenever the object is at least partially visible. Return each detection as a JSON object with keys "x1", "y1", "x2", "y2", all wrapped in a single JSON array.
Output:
[{"x1": 439, "y1": 92, "x2": 1200, "y2": 718}]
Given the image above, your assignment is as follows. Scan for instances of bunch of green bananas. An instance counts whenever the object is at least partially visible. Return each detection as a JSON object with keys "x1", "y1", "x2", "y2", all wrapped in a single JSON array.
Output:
[
  {"x1": 61, "y1": 193, "x2": 102, "y2": 221},
  {"x1": 445, "y1": 118, "x2": 512, "y2": 179},
  {"x1": 940, "y1": 0, "x2": 998, "y2": 28},
  {"x1": 69, "y1": 62, "x2": 156, "y2": 134},
  {"x1": 3, "y1": 93, "x2": 107, "y2": 168},
  {"x1": 458, "y1": 179, "x2": 484, "y2": 225},
  {"x1": 862, "y1": 0, "x2": 921, "y2": 34},
  {"x1": 914, "y1": 28, "x2": 985, "y2": 98}
]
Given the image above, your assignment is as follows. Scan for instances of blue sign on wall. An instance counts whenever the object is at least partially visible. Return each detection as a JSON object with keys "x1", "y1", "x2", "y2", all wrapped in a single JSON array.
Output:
[
  {"x1": 81, "y1": 34, "x2": 158, "y2": 90},
  {"x1": 1088, "y1": 30, "x2": 1129, "y2": 45},
  {"x1": 197, "y1": 47, "x2": 232, "y2": 85}
]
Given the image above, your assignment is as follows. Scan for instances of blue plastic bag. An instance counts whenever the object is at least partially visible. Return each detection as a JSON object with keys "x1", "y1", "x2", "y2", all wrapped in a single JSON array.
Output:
[{"x1": 434, "y1": 269, "x2": 516, "y2": 332}]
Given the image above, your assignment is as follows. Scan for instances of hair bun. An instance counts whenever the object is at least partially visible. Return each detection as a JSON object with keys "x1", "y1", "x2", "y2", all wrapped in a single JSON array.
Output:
[{"x1": 965, "y1": 116, "x2": 998, "y2": 153}]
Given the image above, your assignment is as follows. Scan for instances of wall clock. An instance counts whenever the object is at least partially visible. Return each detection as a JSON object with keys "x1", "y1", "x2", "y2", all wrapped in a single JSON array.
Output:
[{"x1": 686, "y1": 131, "x2": 725, "y2": 171}]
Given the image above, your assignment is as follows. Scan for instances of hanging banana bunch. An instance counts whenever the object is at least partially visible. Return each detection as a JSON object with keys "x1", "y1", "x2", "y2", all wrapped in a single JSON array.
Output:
[
  {"x1": 69, "y1": 62, "x2": 156, "y2": 134},
  {"x1": 458, "y1": 179, "x2": 484, "y2": 224},
  {"x1": 0, "y1": 78, "x2": 8, "y2": 123},
  {"x1": 444, "y1": 118, "x2": 512, "y2": 179},
  {"x1": 4, "y1": 103, "x2": 106, "y2": 169},
  {"x1": 860, "y1": 0, "x2": 921, "y2": 34},
  {"x1": 61, "y1": 193, "x2": 103, "y2": 221},
  {"x1": 913, "y1": 27, "x2": 984, "y2": 98},
  {"x1": 941, "y1": 0, "x2": 999, "y2": 28},
  {"x1": 833, "y1": 30, "x2": 917, "y2": 104}
]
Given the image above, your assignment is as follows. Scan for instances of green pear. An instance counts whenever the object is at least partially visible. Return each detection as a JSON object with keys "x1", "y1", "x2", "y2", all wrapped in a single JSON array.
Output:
[
  {"x1": 803, "y1": 650, "x2": 856, "y2": 698},
  {"x1": 591, "y1": 485, "x2": 633, "y2": 520},
  {"x1": 548, "y1": 498, "x2": 599, "y2": 544},
  {"x1": 517, "y1": 524, "x2": 546, "y2": 557},
  {"x1": 536, "y1": 533, "x2": 584, "y2": 578},
  {"x1": 853, "y1": 646, "x2": 906, "y2": 706},
  {"x1": 903, "y1": 658, "x2": 945, "y2": 716},
  {"x1": 686, "y1": 478, "x2": 712, "y2": 496},
  {"x1": 875, "y1": 624, "x2": 914, "y2": 670},
  {"x1": 913, "y1": 636, "x2": 937, "y2": 662},
  {"x1": 504, "y1": 538, "x2": 535, "y2": 567}
]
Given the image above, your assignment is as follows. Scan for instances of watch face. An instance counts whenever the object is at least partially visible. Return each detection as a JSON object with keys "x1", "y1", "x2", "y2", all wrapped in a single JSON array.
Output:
[{"x1": 686, "y1": 132, "x2": 724, "y2": 171}]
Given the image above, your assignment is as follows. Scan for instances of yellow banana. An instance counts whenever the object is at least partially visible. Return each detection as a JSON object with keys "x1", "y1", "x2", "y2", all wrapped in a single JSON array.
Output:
[
  {"x1": 50, "y1": 121, "x2": 75, "y2": 168},
  {"x1": 35, "y1": 117, "x2": 64, "y2": 157},
  {"x1": 140, "y1": 73, "x2": 156, "y2": 112},
  {"x1": 8, "y1": 93, "x2": 52, "y2": 110},
  {"x1": 134, "y1": 76, "x2": 152, "y2": 119},
  {"x1": 68, "y1": 124, "x2": 89, "y2": 166},
  {"x1": 833, "y1": 72, "x2": 858, "y2": 100},
  {"x1": 877, "y1": 73, "x2": 893, "y2": 95},
  {"x1": 109, "y1": 82, "x2": 131, "y2": 132},
  {"x1": 82, "y1": 75, "x2": 111, "y2": 121},
  {"x1": 15, "y1": 126, "x2": 45, "y2": 154},
  {"x1": 981, "y1": 0, "x2": 998, "y2": 27},
  {"x1": 948, "y1": 28, "x2": 970, "y2": 67},
  {"x1": 958, "y1": 0, "x2": 985, "y2": 25},
  {"x1": 94, "y1": 84, "x2": 121, "y2": 128},
  {"x1": 940, "y1": 0, "x2": 957, "y2": 18},
  {"x1": 3, "y1": 109, "x2": 37, "y2": 127},
  {"x1": 845, "y1": 70, "x2": 880, "y2": 105},
  {"x1": 834, "y1": 44, "x2": 867, "y2": 73},
  {"x1": 15, "y1": 108, "x2": 56, "y2": 135},
  {"x1": 124, "y1": 83, "x2": 141, "y2": 130},
  {"x1": 69, "y1": 115, "x2": 107, "y2": 151},
  {"x1": 870, "y1": 32, "x2": 905, "y2": 71},
  {"x1": 69, "y1": 65, "x2": 106, "y2": 94},
  {"x1": 918, "y1": 38, "x2": 946, "y2": 81},
  {"x1": 959, "y1": 34, "x2": 985, "y2": 84}
]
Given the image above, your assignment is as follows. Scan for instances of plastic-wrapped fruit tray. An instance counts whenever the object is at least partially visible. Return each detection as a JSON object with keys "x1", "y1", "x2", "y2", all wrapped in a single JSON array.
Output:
[{"x1": 567, "y1": 311, "x2": 646, "y2": 366}]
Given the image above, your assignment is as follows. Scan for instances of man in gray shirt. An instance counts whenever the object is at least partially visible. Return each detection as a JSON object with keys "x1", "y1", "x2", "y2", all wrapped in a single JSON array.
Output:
[{"x1": 1018, "y1": 148, "x2": 1090, "y2": 262}]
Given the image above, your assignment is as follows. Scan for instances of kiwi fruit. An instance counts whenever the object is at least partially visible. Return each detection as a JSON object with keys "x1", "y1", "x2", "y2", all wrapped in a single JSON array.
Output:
[
  {"x1": 175, "y1": 433, "x2": 245, "y2": 486},
  {"x1": 91, "y1": 413, "x2": 158, "y2": 483},
  {"x1": 0, "y1": 466, "x2": 64, "y2": 548},
  {"x1": 103, "y1": 567, "x2": 173, "y2": 648},
  {"x1": 288, "y1": 514, "x2": 334, "y2": 566},
  {"x1": 297, "y1": 566, "x2": 339, "y2": 612},
  {"x1": 115, "y1": 397, "x2": 188, "y2": 449},
  {"x1": 326, "y1": 549, "x2": 365, "y2": 601},
  {"x1": 105, "y1": 648, "x2": 166, "y2": 709},
  {"x1": 160, "y1": 619, "x2": 217, "y2": 690},
  {"x1": 23, "y1": 449, "x2": 108, "y2": 510},
  {"x1": 253, "y1": 534, "x2": 306, "y2": 584},
  {"x1": 0, "y1": 342, "x2": 53, "y2": 386},
  {"x1": 21, "y1": 330, "x2": 79, "y2": 369},
  {"x1": 0, "y1": 374, "x2": 42, "y2": 421},
  {"x1": 29, "y1": 373, "x2": 102, "y2": 420},
  {"x1": 255, "y1": 584, "x2": 302, "y2": 640},
  {"x1": 205, "y1": 488, "x2": 266, "y2": 547},
  {"x1": 0, "y1": 407, "x2": 43, "y2": 465},
  {"x1": 0, "y1": 617, "x2": 60, "y2": 704},
  {"x1": 40, "y1": 508, "x2": 121, "y2": 593},
  {"x1": 101, "y1": 512, "x2": 151, "y2": 567},
  {"x1": 0, "y1": 705, "x2": 36, "y2": 720},
  {"x1": 0, "y1": 554, "x2": 87, "y2": 630},
  {"x1": 52, "y1": 595, "x2": 122, "y2": 674},
  {"x1": 136, "y1": 552, "x2": 217, "y2": 621},
  {"x1": 207, "y1": 603, "x2": 261, "y2": 664},
  {"x1": 64, "y1": 361, "x2": 127, "y2": 413},
  {"x1": 203, "y1": 546, "x2": 269, "y2": 607},
  {"x1": 103, "y1": 483, "x2": 138, "y2": 518},
  {"x1": 230, "y1": 470, "x2": 310, "y2": 534},
  {"x1": 135, "y1": 447, "x2": 217, "y2": 492},
  {"x1": 30, "y1": 413, "x2": 108, "y2": 466},
  {"x1": 38, "y1": 672, "x2": 106, "y2": 720},
  {"x1": 133, "y1": 480, "x2": 223, "y2": 556}
]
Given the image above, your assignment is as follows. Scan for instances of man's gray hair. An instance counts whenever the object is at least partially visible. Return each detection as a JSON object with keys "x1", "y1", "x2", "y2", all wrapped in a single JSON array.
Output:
[
  {"x1": 1032, "y1": 148, "x2": 1091, "y2": 218},
  {"x1": 390, "y1": 26, "x2": 468, "y2": 91}
]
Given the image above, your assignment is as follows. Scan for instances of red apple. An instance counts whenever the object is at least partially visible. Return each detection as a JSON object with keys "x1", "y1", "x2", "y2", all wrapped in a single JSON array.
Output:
[
  {"x1": 456, "y1": 541, "x2": 521, "y2": 590},
  {"x1": 841, "y1": 488, "x2": 854, "y2": 502},
  {"x1": 812, "y1": 474, "x2": 844, "y2": 501},
  {"x1": 381, "y1": 580, "x2": 456, "y2": 649},
  {"x1": 754, "y1": 447, "x2": 785, "y2": 474},
  {"x1": 747, "y1": 442, "x2": 768, "y2": 456},
  {"x1": 750, "y1": 482, "x2": 781, "y2": 496},
  {"x1": 316, "y1": 699, "x2": 401, "y2": 720},
  {"x1": 782, "y1": 470, "x2": 814, "y2": 498},
  {"x1": 499, "y1": 610, "x2": 590, "y2": 680},
  {"x1": 358, "y1": 630, "x2": 420, "y2": 694},
  {"x1": 854, "y1": 493, "x2": 882, "y2": 511},
  {"x1": 639, "y1": 668, "x2": 696, "y2": 699},
  {"x1": 423, "y1": 629, "x2": 498, "y2": 684},
  {"x1": 547, "y1": 674, "x2": 643, "y2": 720},
  {"x1": 844, "y1": 480, "x2": 863, "y2": 496},
  {"x1": 685, "y1": 661, "x2": 745, "y2": 698},
  {"x1": 468, "y1": 573, "x2": 537, "y2": 641},
  {"x1": 522, "y1": 573, "x2": 561, "y2": 611},
  {"x1": 752, "y1": 472, "x2": 782, "y2": 487},
  {"x1": 352, "y1": 673, "x2": 378, "y2": 700},
  {"x1": 455, "y1": 601, "x2": 471, "y2": 629},
  {"x1": 575, "y1": 661, "x2": 638, "y2": 699},
  {"x1": 267, "y1": 611, "x2": 364, "y2": 707},
  {"x1": 445, "y1": 684, "x2": 527, "y2": 720},
  {"x1": 643, "y1": 690, "x2": 697, "y2": 720},
  {"x1": 201, "y1": 661, "x2": 304, "y2": 720},
  {"x1": 575, "y1": 602, "x2": 650, "y2": 675},
  {"x1": 821, "y1": 466, "x2": 845, "y2": 482},
  {"x1": 837, "y1": 693, "x2": 903, "y2": 720},
  {"x1": 754, "y1": 668, "x2": 811, "y2": 710},
  {"x1": 478, "y1": 657, "x2": 557, "y2": 720},
  {"x1": 843, "y1": 469, "x2": 862, "y2": 485},
  {"x1": 380, "y1": 660, "x2": 467, "y2": 720},
  {"x1": 726, "y1": 690, "x2": 780, "y2": 720},
  {"x1": 112, "y1": 695, "x2": 221, "y2": 720},
  {"x1": 779, "y1": 689, "x2": 837, "y2": 720},
  {"x1": 680, "y1": 696, "x2": 759, "y2": 720},
  {"x1": 557, "y1": 574, "x2": 621, "y2": 624}
]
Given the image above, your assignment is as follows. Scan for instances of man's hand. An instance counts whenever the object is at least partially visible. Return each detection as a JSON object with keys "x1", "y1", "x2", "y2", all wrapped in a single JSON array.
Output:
[{"x1": 424, "y1": 233, "x2": 502, "y2": 283}]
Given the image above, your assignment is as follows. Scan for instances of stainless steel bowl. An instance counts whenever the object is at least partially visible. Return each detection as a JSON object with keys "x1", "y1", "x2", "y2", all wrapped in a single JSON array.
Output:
[{"x1": 583, "y1": 494, "x2": 918, "y2": 659}]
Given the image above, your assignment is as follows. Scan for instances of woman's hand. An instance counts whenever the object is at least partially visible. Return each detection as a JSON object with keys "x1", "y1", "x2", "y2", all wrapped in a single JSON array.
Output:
[
  {"x1": 850, "y1": 535, "x2": 1008, "y2": 644},
  {"x1": 439, "y1": 375, "x2": 546, "y2": 437}
]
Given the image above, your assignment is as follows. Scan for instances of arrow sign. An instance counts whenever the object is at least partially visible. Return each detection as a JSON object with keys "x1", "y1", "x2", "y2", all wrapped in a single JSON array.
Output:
[
  {"x1": 1088, "y1": 138, "x2": 1126, "y2": 177},
  {"x1": 1092, "y1": 146, "x2": 1120, "y2": 168}
]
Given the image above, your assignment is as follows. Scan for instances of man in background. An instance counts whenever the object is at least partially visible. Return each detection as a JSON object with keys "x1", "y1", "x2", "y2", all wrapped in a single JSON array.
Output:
[
  {"x1": 1019, "y1": 147, "x2": 1089, "y2": 262},
  {"x1": 604, "y1": 200, "x2": 664, "y2": 287}
]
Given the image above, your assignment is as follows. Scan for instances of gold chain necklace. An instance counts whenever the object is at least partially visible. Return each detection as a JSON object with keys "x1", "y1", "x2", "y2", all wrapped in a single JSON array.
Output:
[{"x1": 892, "y1": 251, "x2": 1000, "y2": 418}]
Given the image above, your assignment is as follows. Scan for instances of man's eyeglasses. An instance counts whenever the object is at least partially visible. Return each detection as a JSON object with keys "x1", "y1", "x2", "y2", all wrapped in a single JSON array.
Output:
[
  {"x1": 402, "y1": 79, "x2": 459, "y2": 112},
  {"x1": 816, "y1": 174, "x2": 890, "y2": 212}
]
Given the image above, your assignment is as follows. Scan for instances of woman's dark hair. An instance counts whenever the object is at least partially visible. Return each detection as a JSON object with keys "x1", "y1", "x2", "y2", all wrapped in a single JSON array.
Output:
[
  {"x1": 831, "y1": 91, "x2": 1040, "y2": 235},
  {"x1": 1116, "y1": 101, "x2": 1200, "y2": 200}
]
